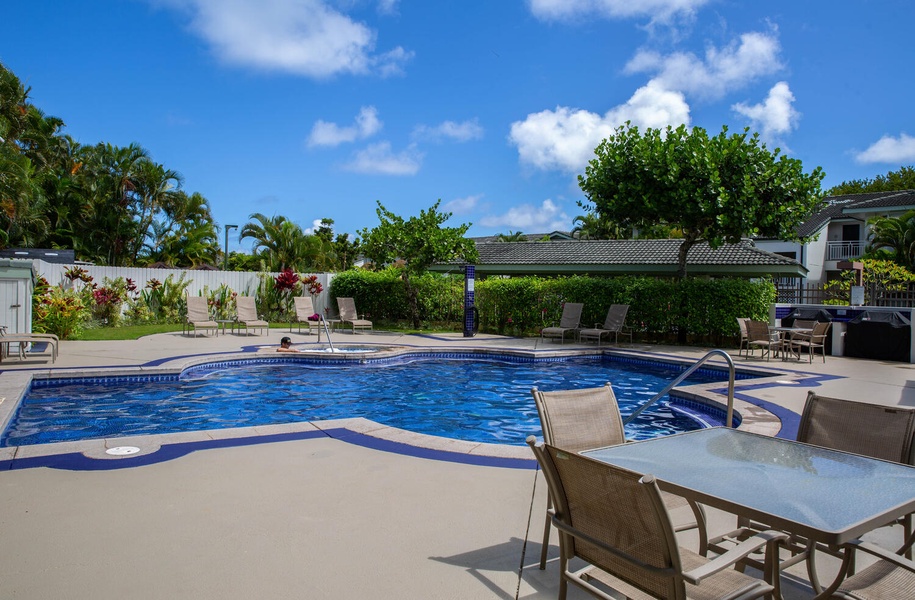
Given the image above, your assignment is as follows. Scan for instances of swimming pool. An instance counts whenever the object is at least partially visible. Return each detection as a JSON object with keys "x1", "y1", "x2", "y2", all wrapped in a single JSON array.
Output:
[{"x1": 3, "y1": 354, "x2": 740, "y2": 447}]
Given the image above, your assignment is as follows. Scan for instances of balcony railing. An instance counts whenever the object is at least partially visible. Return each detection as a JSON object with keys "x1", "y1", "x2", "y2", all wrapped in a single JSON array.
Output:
[{"x1": 827, "y1": 241, "x2": 865, "y2": 261}]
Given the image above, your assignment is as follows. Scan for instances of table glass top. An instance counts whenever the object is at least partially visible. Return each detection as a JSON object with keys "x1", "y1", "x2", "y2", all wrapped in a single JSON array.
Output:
[{"x1": 583, "y1": 428, "x2": 915, "y2": 537}]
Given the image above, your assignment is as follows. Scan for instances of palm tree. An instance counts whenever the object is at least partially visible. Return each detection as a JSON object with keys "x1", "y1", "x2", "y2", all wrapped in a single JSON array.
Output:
[
  {"x1": 76, "y1": 142, "x2": 150, "y2": 265},
  {"x1": 496, "y1": 230, "x2": 526, "y2": 242},
  {"x1": 867, "y1": 210, "x2": 915, "y2": 268},
  {"x1": 130, "y1": 160, "x2": 183, "y2": 263},
  {"x1": 0, "y1": 152, "x2": 50, "y2": 248}
]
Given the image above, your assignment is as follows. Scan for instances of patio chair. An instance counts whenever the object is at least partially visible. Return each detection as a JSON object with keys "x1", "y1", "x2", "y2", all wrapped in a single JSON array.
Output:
[
  {"x1": 527, "y1": 437, "x2": 786, "y2": 600},
  {"x1": 788, "y1": 321, "x2": 831, "y2": 363},
  {"x1": 540, "y1": 303, "x2": 583, "y2": 344},
  {"x1": 184, "y1": 295, "x2": 218, "y2": 337},
  {"x1": 579, "y1": 304, "x2": 632, "y2": 346},
  {"x1": 709, "y1": 391, "x2": 915, "y2": 587},
  {"x1": 736, "y1": 317, "x2": 750, "y2": 357},
  {"x1": 745, "y1": 320, "x2": 781, "y2": 361},
  {"x1": 291, "y1": 296, "x2": 319, "y2": 335},
  {"x1": 0, "y1": 327, "x2": 59, "y2": 362},
  {"x1": 531, "y1": 384, "x2": 706, "y2": 570},
  {"x1": 812, "y1": 531, "x2": 915, "y2": 599},
  {"x1": 336, "y1": 297, "x2": 372, "y2": 333},
  {"x1": 235, "y1": 296, "x2": 269, "y2": 336}
]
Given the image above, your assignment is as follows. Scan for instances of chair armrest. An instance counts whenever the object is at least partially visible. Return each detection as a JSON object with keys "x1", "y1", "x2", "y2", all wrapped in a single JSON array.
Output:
[
  {"x1": 682, "y1": 530, "x2": 788, "y2": 584},
  {"x1": 847, "y1": 539, "x2": 915, "y2": 573}
]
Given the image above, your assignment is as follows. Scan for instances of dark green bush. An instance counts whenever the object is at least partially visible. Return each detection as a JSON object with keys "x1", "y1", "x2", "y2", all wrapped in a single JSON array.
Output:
[{"x1": 329, "y1": 269, "x2": 775, "y2": 342}]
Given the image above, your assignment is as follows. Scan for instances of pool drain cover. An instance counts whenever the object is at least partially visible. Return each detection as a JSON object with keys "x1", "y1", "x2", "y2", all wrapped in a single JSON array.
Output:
[{"x1": 106, "y1": 446, "x2": 141, "y2": 456}]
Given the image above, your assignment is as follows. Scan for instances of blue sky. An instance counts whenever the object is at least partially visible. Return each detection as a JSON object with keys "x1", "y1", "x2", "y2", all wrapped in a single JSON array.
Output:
[{"x1": 4, "y1": 1, "x2": 914, "y2": 253}]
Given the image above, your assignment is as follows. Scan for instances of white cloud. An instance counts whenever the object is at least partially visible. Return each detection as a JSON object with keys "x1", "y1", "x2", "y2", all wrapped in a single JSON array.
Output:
[
  {"x1": 343, "y1": 142, "x2": 422, "y2": 175},
  {"x1": 509, "y1": 81, "x2": 690, "y2": 173},
  {"x1": 376, "y1": 0, "x2": 399, "y2": 15},
  {"x1": 307, "y1": 106, "x2": 382, "y2": 147},
  {"x1": 855, "y1": 134, "x2": 915, "y2": 164},
  {"x1": 160, "y1": 0, "x2": 412, "y2": 78},
  {"x1": 443, "y1": 194, "x2": 482, "y2": 215},
  {"x1": 303, "y1": 218, "x2": 324, "y2": 235},
  {"x1": 732, "y1": 81, "x2": 799, "y2": 145},
  {"x1": 413, "y1": 119, "x2": 484, "y2": 142},
  {"x1": 480, "y1": 199, "x2": 571, "y2": 232},
  {"x1": 528, "y1": 0, "x2": 709, "y2": 22},
  {"x1": 625, "y1": 31, "x2": 783, "y2": 100}
]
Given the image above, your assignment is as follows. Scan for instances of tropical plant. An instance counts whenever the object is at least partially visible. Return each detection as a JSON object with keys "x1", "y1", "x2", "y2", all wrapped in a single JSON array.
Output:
[
  {"x1": 240, "y1": 213, "x2": 333, "y2": 272},
  {"x1": 579, "y1": 123, "x2": 825, "y2": 278},
  {"x1": 203, "y1": 283, "x2": 238, "y2": 320},
  {"x1": 866, "y1": 210, "x2": 915, "y2": 269},
  {"x1": 33, "y1": 286, "x2": 88, "y2": 339},
  {"x1": 358, "y1": 200, "x2": 478, "y2": 328},
  {"x1": 829, "y1": 166, "x2": 915, "y2": 195},
  {"x1": 496, "y1": 230, "x2": 526, "y2": 242}
]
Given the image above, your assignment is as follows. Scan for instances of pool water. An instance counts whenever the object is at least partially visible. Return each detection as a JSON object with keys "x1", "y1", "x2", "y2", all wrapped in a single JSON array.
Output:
[{"x1": 4, "y1": 356, "x2": 733, "y2": 447}]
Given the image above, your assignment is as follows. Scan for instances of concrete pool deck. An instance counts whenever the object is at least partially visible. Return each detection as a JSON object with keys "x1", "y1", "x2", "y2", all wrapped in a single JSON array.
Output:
[{"x1": 0, "y1": 329, "x2": 913, "y2": 599}]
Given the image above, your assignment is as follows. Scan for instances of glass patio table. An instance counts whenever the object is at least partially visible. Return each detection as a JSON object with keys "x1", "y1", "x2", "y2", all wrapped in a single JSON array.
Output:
[{"x1": 582, "y1": 427, "x2": 915, "y2": 546}]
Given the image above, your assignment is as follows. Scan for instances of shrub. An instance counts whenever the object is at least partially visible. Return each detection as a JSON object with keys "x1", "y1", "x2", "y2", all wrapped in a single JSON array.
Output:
[{"x1": 34, "y1": 286, "x2": 88, "y2": 339}]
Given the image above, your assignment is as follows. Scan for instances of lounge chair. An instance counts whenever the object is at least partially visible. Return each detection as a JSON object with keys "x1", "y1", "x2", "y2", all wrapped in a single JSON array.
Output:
[
  {"x1": 336, "y1": 297, "x2": 372, "y2": 333},
  {"x1": 579, "y1": 304, "x2": 632, "y2": 346},
  {"x1": 0, "y1": 326, "x2": 59, "y2": 362},
  {"x1": 745, "y1": 320, "x2": 781, "y2": 361},
  {"x1": 709, "y1": 391, "x2": 915, "y2": 588},
  {"x1": 235, "y1": 296, "x2": 269, "y2": 336},
  {"x1": 527, "y1": 437, "x2": 786, "y2": 600},
  {"x1": 540, "y1": 302, "x2": 583, "y2": 344},
  {"x1": 184, "y1": 295, "x2": 218, "y2": 337},
  {"x1": 291, "y1": 296, "x2": 319, "y2": 335},
  {"x1": 531, "y1": 384, "x2": 706, "y2": 570},
  {"x1": 788, "y1": 320, "x2": 831, "y2": 363}
]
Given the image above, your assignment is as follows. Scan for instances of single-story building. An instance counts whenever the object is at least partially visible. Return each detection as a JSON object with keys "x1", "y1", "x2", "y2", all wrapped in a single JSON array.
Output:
[{"x1": 432, "y1": 238, "x2": 807, "y2": 278}]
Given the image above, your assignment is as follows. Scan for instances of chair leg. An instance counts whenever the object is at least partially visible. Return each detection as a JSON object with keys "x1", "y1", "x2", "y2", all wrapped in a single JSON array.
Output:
[{"x1": 540, "y1": 502, "x2": 552, "y2": 570}]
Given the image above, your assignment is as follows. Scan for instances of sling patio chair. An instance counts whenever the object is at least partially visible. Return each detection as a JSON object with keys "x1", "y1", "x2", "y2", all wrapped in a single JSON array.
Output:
[
  {"x1": 235, "y1": 296, "x2": 269, "y2": 336},
  {"x1": 579, "y1": 304, "x2": 633, "y2": 346},
  {"x1": 709, "y1": 391, "x2": 915, "y2": 591},
  {"x1": 184, "y1": 295, "x2": 218, "y2": 337},
  {"x1": 291, "y1": 296, "x2": 320, "y2": 336},
  {"x1": 745, "y1": 320, "x2": 782, "y2": 361},
  {"x1": 787, "y1": 321, "x2": 831, "y2": 363},
  {"x1": 736, "y1": 318, "x2": 750, "y2": 357},
  {"x1": 336, "y1": 297, "x2": 372, "y2": 333},
  {"x1": 540, "y1": 302, "x2": 583, "y2": 344},
  {"x1": 527, "y1": 437, "x2": 786, "y2": 600},
  {"x1": 812, "y1": 531, "x2": 915, "y2": 599},
  {"x1": 531, "y1": 384, "x2": 707, "y2": 570}
]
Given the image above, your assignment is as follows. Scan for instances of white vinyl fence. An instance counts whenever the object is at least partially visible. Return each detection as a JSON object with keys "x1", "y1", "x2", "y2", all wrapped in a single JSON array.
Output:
[{"x1": 33, "y1": 260, "x2": 336, "y2": 316}]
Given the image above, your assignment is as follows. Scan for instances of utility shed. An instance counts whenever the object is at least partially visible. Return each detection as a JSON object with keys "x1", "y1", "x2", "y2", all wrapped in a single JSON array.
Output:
[{"x1": 0, "y1": 259, "x2": 35, "y2": 334}]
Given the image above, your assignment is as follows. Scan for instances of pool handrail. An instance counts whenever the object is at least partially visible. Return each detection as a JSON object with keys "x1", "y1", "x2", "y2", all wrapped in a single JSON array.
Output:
[
  {"x1": 622, "y1": 349, "x2": 736, "y2": 428},
  {"x1": 319, "y1": 316, "x2": 335, "y2": 352}
]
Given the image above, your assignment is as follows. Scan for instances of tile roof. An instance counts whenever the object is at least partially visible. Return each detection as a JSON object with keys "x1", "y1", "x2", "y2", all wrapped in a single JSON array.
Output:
[
  {"x1": 796, "y1": 190, "x2": 915, "y2": 237},
  {"x1": 434, "y1": 238, "x2": 805, "y2": 277}
]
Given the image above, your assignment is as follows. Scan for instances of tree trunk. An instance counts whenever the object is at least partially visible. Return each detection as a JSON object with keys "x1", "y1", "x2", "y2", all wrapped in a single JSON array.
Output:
[
  {"x1": 403, "y1": 272, "x2": 421, "y2": 329},
  {"x1": 676, "y1": 237, "x2": 698, "y2": 344}
]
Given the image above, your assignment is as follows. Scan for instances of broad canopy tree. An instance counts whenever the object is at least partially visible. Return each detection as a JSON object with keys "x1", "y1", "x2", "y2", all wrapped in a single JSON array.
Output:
[
  {"x1": 579, "y1": 123, "x2": 826, "y2": 278},
  {"x1": 359, "y1": 200, "x2": 478, "y2": 328}
]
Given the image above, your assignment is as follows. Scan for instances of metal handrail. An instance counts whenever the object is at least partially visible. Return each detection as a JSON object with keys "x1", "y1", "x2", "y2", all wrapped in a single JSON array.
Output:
[
  {"x1": 622, "y1": 349, "x2": 736, "y2": 428},
  {"x1": 318, "y1": 316, "x2": 335, "y2": 352}
]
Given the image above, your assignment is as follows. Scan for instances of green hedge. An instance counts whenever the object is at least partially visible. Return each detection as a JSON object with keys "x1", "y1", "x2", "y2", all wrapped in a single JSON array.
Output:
[{"x1": 330, "y1": 269, "x2": 775, "y2": 343}]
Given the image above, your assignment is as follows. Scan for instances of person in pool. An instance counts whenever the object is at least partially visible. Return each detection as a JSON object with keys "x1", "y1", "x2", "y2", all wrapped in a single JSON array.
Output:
[{"x1": 277, "y1": 336, "x2": 300, "y2": 352}]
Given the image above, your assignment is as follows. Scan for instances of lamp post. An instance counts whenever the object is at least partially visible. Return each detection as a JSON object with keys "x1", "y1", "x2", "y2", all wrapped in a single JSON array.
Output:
[{"x1": 223, "y1": 224, "x2": 238, "y2": 271}]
